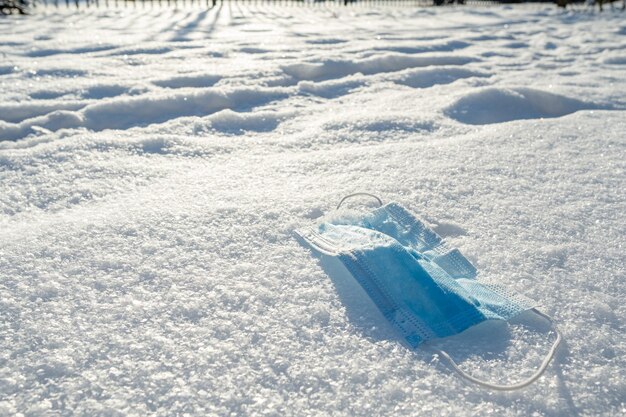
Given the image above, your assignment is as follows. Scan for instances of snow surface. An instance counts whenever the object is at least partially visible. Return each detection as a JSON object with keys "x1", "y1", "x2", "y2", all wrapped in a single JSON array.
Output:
[{"x1": 1, "y1": 3, "x2": 625, "y2": 416}]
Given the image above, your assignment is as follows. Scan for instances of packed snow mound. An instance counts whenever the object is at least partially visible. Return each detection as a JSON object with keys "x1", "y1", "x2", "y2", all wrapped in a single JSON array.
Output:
[
  {"x1": 0, "y1": 87, "x2": 289, "y2": 140},
  {"x1": 281, "y1": 54, "x2": 477, "y2": 82},
  {"x1": 445, "y1": 87, "x2": 604, "y2": 125},
  {"x1": 392, "y1": 67, "x2": 490, "y2": 89},
  {"x1": 206, "y1": 109, "x2": 289, "y2": 134},
  {"x1": 153, "y1": 73, "x2": 222, "y2": 89}
]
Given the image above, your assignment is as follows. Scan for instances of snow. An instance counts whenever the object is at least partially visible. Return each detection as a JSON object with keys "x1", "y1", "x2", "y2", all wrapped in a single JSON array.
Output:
[
  {"x1": 444, "y1": 87, "x2": 605, "y2": 125},
  {"x1": 1, "y1": 3, "x2": 625, "y2": 416}
]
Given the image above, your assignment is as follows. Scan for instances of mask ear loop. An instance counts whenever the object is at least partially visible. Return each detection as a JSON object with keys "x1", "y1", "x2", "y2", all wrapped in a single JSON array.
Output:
[
  {"x1": 432, "y1": 308, "x2": 562, "y2": 391},
  {"x1": 337, "y1": 193, "x2": 383, "y2": 210}
]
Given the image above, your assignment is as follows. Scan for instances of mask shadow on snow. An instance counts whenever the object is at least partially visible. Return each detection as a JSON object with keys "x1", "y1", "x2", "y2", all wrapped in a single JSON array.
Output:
[{"x1": 552, "y1": 343, "x2": 581, "y2": 417}]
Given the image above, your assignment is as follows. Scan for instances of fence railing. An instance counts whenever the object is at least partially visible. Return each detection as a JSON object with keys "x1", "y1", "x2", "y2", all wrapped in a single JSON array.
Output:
[{"x1": 0, "y1": 0, "x2": 559, "y2": 15}]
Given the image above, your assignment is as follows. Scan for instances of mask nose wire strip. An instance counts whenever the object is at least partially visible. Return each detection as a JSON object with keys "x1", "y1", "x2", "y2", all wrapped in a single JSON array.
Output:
[
  {"x1": 337, "y1": 193, "x2": 383, "y2": 210},
  {"x1": 432, "y1": 308, "x2": 562, "y2": 391}
]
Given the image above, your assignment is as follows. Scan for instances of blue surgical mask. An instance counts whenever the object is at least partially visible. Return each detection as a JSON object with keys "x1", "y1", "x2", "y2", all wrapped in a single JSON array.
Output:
[{"x1": 297, "y1": 193, "x2": 562, "y2": 391}]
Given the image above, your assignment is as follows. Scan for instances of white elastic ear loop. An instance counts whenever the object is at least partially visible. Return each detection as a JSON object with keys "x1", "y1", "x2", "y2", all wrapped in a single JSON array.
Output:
[
  {"x1": 336, "y1": 193, "x2": 383, "y2": 209},
  {"x1": 433, "y1": 308, "x2": 562, "y2": 391}
]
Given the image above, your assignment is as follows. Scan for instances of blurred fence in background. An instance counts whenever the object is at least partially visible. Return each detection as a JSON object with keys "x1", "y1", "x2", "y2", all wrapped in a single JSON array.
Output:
[{"x1": 0, "y1": 0, "x2": 564, "y2": 15}]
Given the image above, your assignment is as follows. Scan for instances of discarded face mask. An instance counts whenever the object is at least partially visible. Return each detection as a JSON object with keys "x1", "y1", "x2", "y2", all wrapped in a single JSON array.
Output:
[{"x1": 296, "y1": 193, "x2": 562, "y2": 391}]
